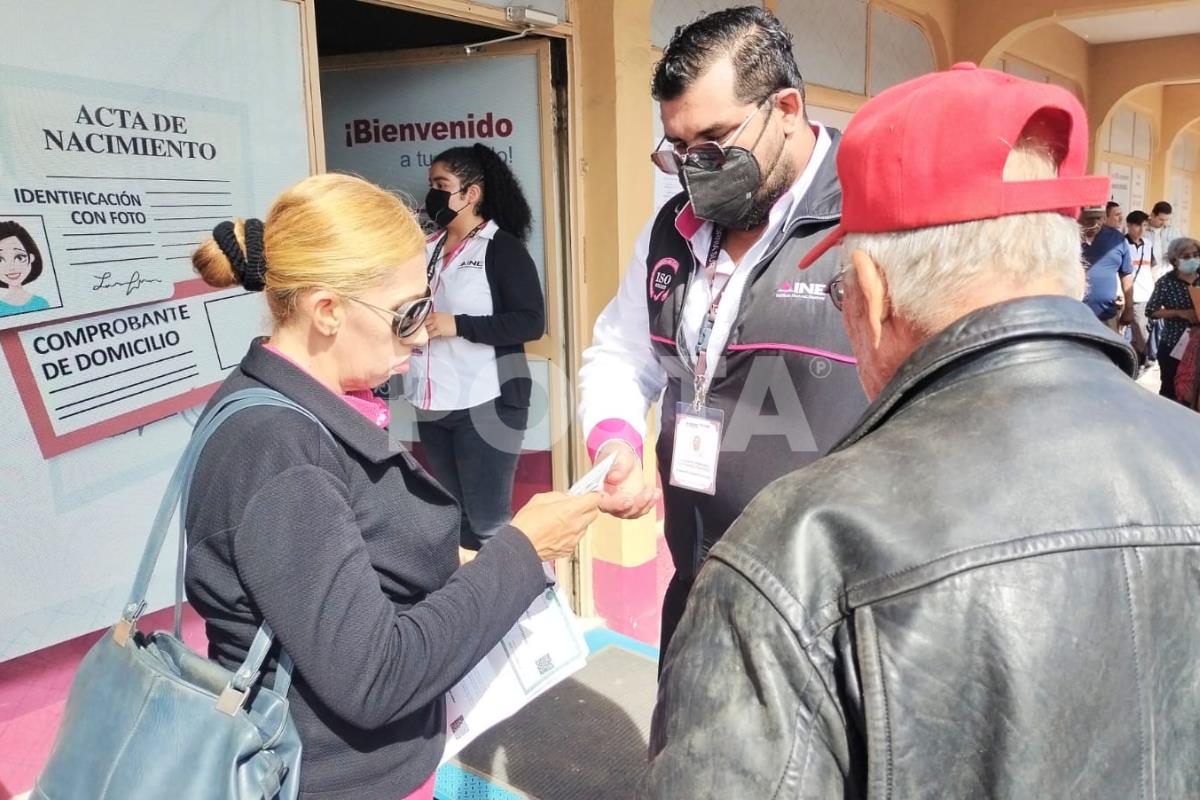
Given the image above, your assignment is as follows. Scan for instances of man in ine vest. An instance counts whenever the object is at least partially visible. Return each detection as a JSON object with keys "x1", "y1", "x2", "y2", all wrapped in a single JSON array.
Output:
[{"x1": 577, "y1": 6, "x2": 867, "y2": 656}]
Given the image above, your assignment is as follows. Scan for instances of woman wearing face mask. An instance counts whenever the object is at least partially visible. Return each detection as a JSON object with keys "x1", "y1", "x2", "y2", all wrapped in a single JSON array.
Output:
[
  {"x1": 186, "y1": 174, "x2": 598, "y2": 800},
  {"x1": 410, "y1": 143, "x2": 545, "y2": 550},
  {"x1": 1146, "y1": 236, "x2": 1200, "y2": 402}
]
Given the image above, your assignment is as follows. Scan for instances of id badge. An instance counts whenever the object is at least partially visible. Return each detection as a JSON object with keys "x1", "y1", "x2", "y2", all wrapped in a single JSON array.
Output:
[{"x1": 669, "y1": 402, "x2": 724, "y2": 496}]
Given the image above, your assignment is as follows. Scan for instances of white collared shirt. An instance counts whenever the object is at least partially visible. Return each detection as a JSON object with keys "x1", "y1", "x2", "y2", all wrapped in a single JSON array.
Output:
[
  {"x1": 405, "y1": 220, "x2": 502, "y2": 411},
  {"x1": 1127, "y1": 236, "x2": 1158, "y2": 304},
  {"x1": 578, "y1": 124, "x2": 833, "y2": 450}
]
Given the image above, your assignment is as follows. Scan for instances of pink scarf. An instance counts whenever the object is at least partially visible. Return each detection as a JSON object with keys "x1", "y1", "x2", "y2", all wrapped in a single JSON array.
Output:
[{"x1": 262, "y1": 343, "x2": 390, "y2": 428}]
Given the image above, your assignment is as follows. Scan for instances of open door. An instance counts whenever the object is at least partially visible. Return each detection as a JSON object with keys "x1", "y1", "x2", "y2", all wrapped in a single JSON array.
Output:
[{"x1": 320, "y1": 39, "x2": 574, "y2": 584}]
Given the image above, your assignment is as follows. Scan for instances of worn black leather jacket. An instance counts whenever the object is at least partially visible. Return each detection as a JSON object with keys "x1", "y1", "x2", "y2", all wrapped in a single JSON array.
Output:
[{"x1": 643, "y1": 296, "x2": 1200, "y2": 799}]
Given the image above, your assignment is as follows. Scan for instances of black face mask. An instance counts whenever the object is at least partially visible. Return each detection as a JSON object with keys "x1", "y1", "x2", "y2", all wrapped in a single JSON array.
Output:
[
  {"x1": 680, "y1": 147, "x2": 763, "y2": 230},
  {"x1": 424, "y1": 188, "x2": 463, "y2": 228},
  {"x1": 680, "y1": 106, "x2": 777, "y2": 231}
]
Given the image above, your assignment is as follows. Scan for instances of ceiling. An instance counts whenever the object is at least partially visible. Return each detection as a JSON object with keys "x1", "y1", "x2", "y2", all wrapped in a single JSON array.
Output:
[
  {"x1": 1058, "y1": 4, "x2": 1200, "y2": 44},
  {"x1": 316, "y1": 0, "x2": 506, "y2": 55}
]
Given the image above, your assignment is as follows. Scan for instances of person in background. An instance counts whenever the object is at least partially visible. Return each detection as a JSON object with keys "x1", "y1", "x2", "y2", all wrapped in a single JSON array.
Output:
[
  {"x1": 1105, "y1": 200, "x2": 1123, "y2": 231},
  {"x1": 1173, "y1": 320, "x2": 1200, "y2": 410},
  {"x1": 1080, "y1": 205, "x2": 1133, "y2": 330},
  {"x1": 187, "y1": 173, "x2": 598, "y2": 800},
  {"x1": 577, "y1": 6, "x2": 867, "y2": 658},
  {"x1": 1147, "y1": 200, "x2": 1184, "y2": 258},
  {"x1": 408, "y1": 143, "x2": 545, "y2": 550},
  {"x1": 643, "y1": 64, "x2": 1200, "y2": 800},
  {"x1": 1145, "y1": 201, "x2": 1183, "y2": 360},
  {"x1": 1123, "y1": 209, "x2": 1157, "y2": 369},
  {"x1": 1147, "y1": 236, "x2": 1200, "y2": 402}
]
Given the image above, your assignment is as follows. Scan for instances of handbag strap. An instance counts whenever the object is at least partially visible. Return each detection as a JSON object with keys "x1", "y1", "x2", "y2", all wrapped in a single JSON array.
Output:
[{"x1": 117, "y1": 387, "x2": 331, "y2": 708}]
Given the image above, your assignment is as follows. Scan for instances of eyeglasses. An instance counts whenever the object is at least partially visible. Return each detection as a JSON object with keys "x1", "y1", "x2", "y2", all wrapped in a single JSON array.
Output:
[
  {"x1": 828, "y1": 273, "x2": 845, "y2": 312},
  {"x1": 651, "y1": 95, "x2": 774, "y2": 176},
  {"x1": 344, "y1": 289, "x2": 433, "y2": 339}
]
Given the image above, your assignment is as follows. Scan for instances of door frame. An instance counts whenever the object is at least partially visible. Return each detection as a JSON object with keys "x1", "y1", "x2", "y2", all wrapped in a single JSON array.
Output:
[{"x1": 317, "y1": 31, "x2": 592, "y2": 610}]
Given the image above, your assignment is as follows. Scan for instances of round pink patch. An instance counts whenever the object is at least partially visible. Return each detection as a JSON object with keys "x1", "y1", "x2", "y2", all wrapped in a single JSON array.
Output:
[{"x1": 649, "y1": 257, "x2": 680, "y2": 302}]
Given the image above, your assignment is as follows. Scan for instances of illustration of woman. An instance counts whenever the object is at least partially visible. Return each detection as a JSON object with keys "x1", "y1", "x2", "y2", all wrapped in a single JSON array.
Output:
[{"x1": 0, "y1": 220, "x2": 51, "y2": 317}]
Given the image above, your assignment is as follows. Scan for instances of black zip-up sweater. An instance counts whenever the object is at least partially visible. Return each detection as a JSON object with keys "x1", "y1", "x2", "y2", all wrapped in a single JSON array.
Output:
[{"x1": 184, "y1": 340, "x2": 546, "y2": 800}]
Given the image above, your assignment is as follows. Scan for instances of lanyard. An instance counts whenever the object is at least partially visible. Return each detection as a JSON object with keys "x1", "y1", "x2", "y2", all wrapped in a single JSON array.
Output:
[
  {"x1": 426, "y1": 221, "x2": 487, "y2": 284},
  {"x1": 690, "y1": 229, "x2": 727, "y2": 408}
]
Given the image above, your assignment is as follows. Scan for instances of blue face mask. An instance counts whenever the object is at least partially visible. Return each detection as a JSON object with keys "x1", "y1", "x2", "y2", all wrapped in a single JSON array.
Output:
[{"x1": 1179, "y1": 257, "x2": 1200, "y2": 276}]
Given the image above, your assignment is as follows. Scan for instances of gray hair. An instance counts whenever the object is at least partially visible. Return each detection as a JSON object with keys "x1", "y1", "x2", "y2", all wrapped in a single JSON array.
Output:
[
  {"x1": 841, "y1": 140, "x2": 1084, "y2": 335},
  {"x1": 1165, "y1": 236, "x2": 1200, "y2": 266}
]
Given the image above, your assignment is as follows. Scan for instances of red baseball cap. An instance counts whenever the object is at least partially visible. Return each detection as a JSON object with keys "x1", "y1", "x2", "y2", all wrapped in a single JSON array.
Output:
[{"x1": 799, "y1": 62, "x2": 1110, "y2": 269}]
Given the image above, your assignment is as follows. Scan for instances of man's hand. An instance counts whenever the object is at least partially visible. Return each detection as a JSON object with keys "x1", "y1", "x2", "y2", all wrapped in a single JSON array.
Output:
[
  {"x1": 425, "y1": 312, "x2": 457, "y2": 338},
  {"x1": 596, "y1": 441, "x2": 659, "y2": 519}
]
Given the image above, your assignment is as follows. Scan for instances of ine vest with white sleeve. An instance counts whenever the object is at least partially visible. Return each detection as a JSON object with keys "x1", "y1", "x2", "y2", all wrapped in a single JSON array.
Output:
[{"x1": 645, "y1": 142, "x2": 868, "y2": 578}]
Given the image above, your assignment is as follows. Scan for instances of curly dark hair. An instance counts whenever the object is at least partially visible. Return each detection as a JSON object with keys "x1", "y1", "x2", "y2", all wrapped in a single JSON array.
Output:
[
  {"x1": 652, "y1": 6, "x2": 804, "y2": 105},
  {"x1": 0, "y1": 220, "x2": 43, "y2": 288},
  {"x1": 432, "y1": 143, "x2": 532, "y2": 243}
]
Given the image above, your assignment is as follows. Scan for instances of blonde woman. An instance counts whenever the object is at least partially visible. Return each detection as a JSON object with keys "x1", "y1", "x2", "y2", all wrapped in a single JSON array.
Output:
[{"x1": 186, "y1": 174, "x2": 599, "y2": 800}]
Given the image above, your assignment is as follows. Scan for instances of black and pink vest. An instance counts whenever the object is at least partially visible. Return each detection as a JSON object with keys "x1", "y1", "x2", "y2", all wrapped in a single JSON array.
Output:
[{"x1": 646, "y1": 135, "x2": 868, "y2": 577}]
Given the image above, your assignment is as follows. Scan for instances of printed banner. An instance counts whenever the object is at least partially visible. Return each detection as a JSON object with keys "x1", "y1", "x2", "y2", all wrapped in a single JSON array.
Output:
[
  {"x1": 1, "y1": 279, "x2": 264, "y2": 457},
  {"x1": 320, "y1": 52, "x2": 548, "y2": 283},
  {"x1": 0, "y1": 66, "x2": 251, "y2": 329},
  {"x1": 0, "y1": 0, "x2": 311, "y2": 664}
]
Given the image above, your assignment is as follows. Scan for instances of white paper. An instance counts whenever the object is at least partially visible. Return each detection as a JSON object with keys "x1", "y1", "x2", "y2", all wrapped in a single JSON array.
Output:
[
  {"x1": 569, "y1": 451, "x2": 616, "y2": 496},
  {"x1": 439, "y1": 448, "x2": 609, "y2": 761},
  {"x1": 441, "y1": 583, "x2": 589, "y2": 763},
  {"x1": 1171, "y1": 329, "x2": 1191, "y2": 361}
]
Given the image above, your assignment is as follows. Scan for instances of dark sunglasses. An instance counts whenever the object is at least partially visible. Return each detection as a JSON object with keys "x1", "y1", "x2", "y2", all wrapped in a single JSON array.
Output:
[
  {"x1": 650, "y1": 95, "x2": 774, "y2": 176},
  {"x1": 344, "y1": 289, "x2": 433, "y2": 339}
]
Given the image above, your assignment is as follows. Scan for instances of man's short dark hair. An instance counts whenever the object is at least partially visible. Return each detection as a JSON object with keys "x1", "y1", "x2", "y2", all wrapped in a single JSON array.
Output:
[
  {"x1": 1106, "y1": 201, "x2": 1121, "y2": 213},
  {"x1": 1152, "y1": 201, "x2": 1173, "y2": 216},
  {"x1": 651, "y1": 6, "x2": 804, "y2": 105},
  {"x1": 1127, "y1": 210, "x2": 1150, "y2": 226}
]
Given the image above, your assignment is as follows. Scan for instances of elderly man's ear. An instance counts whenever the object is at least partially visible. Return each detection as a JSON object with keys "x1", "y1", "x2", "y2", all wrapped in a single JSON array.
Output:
[{"x1": 849, "y1": 248, "x2": 890, "y2": 348}]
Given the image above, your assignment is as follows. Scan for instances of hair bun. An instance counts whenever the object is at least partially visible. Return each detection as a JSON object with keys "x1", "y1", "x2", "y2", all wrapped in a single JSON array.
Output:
[
  {"x1": 241, "y1": 219, "x2": 267, "y2": 292},
  {"x1": 211, "y1": 219, "x2": 267, "y2": 292}
]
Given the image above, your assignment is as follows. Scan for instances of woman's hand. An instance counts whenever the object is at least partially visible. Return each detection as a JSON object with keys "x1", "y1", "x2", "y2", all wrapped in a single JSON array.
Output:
[
  {"x1": 425, "y1": 312, "x2": 457, "y2": 338},
  {"x1": 1177, "y1": 309, "x2": 1198, "y2": 324},
  {"x1": 511, "y1": 492, "x2": 602, "y2": 562}
]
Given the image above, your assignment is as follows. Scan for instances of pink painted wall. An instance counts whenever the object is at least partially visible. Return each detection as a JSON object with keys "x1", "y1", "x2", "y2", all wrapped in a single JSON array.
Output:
[
  {"x1": 0, "y1": 605, "x2": 208, "y2": 798},
  {"x1": 590, "y1": 488, "x2": 672, "y2": 648}
]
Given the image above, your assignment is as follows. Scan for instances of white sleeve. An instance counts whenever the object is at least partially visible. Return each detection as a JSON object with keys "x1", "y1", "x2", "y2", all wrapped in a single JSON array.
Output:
[{"x1": 577, "y1": 218, "x2": 668, "y2": 456}]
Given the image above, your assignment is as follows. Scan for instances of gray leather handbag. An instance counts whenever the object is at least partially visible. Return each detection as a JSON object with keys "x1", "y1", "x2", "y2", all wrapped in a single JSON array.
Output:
[{"x1": 33, "y1": 388, "x2": 324, "y2": 800}]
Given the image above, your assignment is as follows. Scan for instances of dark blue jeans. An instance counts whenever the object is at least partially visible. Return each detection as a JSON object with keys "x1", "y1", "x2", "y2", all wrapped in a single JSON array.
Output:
[{"x1": 416, "y1": 398, "x2": 528, "y2": 550}]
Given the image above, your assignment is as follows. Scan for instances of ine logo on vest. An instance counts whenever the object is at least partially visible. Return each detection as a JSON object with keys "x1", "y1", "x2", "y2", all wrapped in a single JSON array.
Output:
[{"x1": 776, "y1": 280, "x2": 828, "y2": 301}]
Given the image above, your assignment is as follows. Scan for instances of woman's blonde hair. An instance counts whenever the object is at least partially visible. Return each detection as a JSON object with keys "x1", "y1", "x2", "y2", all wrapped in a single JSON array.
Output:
[{"x1": 192, "y1": 173, "x2": 424, "y2": 323}]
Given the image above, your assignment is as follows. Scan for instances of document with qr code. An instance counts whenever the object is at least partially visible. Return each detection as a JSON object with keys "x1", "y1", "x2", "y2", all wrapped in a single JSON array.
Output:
[{"x1": 441, "y1": 569, "x2": 589, "y2": 763}]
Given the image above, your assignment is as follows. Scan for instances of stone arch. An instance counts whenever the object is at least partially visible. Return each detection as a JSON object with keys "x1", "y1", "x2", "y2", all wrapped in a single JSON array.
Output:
[{"x1": 1088, "y1": 35, "x2": 1200, "y2": 149}]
